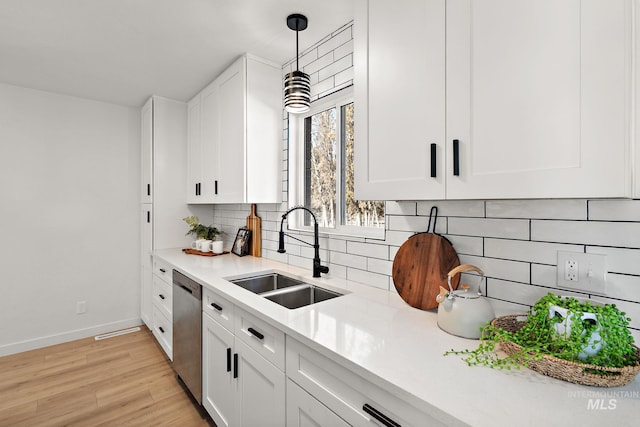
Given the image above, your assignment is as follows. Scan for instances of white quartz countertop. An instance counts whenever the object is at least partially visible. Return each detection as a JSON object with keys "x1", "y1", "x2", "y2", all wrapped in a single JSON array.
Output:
[{"x1": 154, "y1": 248, "x2": 640, "y2": 427}]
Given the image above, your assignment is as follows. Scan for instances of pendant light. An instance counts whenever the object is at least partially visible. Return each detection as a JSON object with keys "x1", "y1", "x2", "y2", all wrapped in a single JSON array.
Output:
[{"x1": 284, "y1": 14, "x2": 311, "y2": 114}]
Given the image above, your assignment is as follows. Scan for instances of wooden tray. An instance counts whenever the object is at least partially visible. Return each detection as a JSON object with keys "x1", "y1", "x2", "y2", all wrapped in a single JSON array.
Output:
[{"x1": 182, "y1": 248, "x2": 229, "y2": 257}]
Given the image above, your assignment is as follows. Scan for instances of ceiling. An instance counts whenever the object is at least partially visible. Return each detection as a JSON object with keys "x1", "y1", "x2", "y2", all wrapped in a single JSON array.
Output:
[{"x1": 0, "y1": 0, "x2": 353, "y2": 107}]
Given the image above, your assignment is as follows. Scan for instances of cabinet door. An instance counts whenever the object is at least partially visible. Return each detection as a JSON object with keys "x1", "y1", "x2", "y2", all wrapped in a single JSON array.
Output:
[
  {"x1": 215, "y1": 57, "x2": 246, "y2": 203},
  {"x1": 141, "y1": 98, "x2": 153, "y2": 203},
  {"x1": 141, "y1": 204, "x2": 152, "y2": 264},
  {"x1": 354, "y1": 0, "x2": 446, "y2": 200},
  {"x1": 235, "y1": 340, "x2": 285, "y2": 427},
  {"x1": 203, "y1": 313, "x2": 235, "y2": 427},
  {"x1": 200, "y1": 81, "x2": 219, "y2": 203},
  {"x1": 187, "y1": 95, "x2": 203, "y2": 203},
  {"x1": 141, "y1": 266, "x2": 152, "y2": 328},
  {"x1": 287, "y1": 379, "x2": 350, "y2": 427},
  {"x1": 446, "y1": 0, "x2": 631, "y2": 199}
]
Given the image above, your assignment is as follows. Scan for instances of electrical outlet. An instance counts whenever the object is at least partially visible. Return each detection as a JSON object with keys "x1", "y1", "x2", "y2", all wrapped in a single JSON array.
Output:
[
  {"x1": 557, "y1": 251, "x2": 607, "y2": 295},
  {"x1": 564, "y1": 259, "x2": 578, "y2": 281},
  {"x1": 76, "y1": 301, "x2": 86, "y2": 314}
]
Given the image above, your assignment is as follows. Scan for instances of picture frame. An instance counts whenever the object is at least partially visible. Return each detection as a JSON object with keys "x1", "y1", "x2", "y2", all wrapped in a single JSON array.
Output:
[{"x1": 231, "y1": 227, "x2": 251, "y2": 257}]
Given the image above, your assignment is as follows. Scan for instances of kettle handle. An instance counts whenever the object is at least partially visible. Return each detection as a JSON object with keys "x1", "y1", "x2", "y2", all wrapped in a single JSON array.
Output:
[{"x1": 447, "y1": 264, "x2": 484, "y2": 292}]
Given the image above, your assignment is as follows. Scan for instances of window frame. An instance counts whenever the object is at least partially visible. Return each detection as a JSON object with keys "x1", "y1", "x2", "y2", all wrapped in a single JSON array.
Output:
[{"x1": 287, "y1": 89, "x2": 385, "y2": 239}]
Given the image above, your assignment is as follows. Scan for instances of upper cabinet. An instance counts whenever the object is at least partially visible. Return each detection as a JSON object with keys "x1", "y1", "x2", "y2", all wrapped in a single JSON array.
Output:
[
  {"x1": 355, "y1": 0, "x2": 634, "y2": 200},
  {"x1": 187, "y1": 54, "x2": 283, "y2": 204},
  {"x1": 141, "y1": 98, "x2": 153, "y2": 203},
  {"x1": 354, "y1": 0, "x2": 446, "y2": 201}
]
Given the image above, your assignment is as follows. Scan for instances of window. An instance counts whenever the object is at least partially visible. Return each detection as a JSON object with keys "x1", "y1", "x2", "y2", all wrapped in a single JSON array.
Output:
[{"x1": 289, "y1": 90, "x2": 384, "y2": 238}]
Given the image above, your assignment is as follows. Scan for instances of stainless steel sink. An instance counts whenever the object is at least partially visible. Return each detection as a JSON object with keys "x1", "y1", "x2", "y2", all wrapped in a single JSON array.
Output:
[
  {"x1": 230, "y1": 273, "x2": 305, "y2": 294},
  {"x1": 228, "y1": 272, "x2": 343, "y2": 309}
]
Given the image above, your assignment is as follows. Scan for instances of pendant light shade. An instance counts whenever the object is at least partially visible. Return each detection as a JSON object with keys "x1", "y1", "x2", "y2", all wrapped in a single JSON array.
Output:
[{"x1": 284, "y1": 14, "x2": 311, "y2": 114}]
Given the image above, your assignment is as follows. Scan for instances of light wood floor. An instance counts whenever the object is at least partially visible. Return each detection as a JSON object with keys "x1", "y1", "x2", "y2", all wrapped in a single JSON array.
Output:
[{"x1": 0, "y1": 327, "x2": 214, "y2": 427}]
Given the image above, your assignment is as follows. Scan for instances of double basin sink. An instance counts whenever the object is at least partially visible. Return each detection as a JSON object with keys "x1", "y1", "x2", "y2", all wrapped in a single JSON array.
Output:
[{"x1": 229, "y1": 272, "x2": 342, "y2": 309}]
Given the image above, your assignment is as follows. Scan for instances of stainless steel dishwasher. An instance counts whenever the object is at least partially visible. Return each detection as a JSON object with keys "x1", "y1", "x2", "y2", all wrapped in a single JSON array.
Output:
[{"x1": 172, "y1": 270, "x2": 202, "y2": 404}]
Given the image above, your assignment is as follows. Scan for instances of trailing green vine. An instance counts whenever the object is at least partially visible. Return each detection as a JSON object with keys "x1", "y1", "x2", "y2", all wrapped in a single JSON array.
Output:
[{"x1": 445, "y1": 293, "x2": 638, "y2": 372}]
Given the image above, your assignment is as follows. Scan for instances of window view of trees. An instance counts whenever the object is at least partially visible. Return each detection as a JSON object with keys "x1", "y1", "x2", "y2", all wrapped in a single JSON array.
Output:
[{"x1": 304, "y1": 102, "x2": 384, "y2": 230}]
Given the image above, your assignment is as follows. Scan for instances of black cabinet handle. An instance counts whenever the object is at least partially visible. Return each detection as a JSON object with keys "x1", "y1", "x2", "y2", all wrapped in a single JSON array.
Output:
[
  {"x1": 195, "y1": 183, "x2": 199, "y2": 196},
  {"x1": 146, "y1": 211, "x2": 150, "y2": 223},
  {"x1": 430, "y1": 143, "x2": 437, "y2": 178},
  {"x1": 453, "y1": 139, "x2": 460, "y2": 176},
  {"x1": 211, "y1": 302, "x2": 223, "y2": 312},
  {"x1": 226, "y1": 348, "x2": 232, "y2": 372},
  {"x1": 158, "y1": 326, "x2": 165, "y2": 334},
  {"x1": 147, "y1": 183, "x2": 151, "y2": 196},
  {"x1": 158, "y1": 294, "x2": 165, "y2": 300},
  {"x1": 248, "y1": 327, "x2": 264, "y2": 340},
  {"x1": 362, "y1": 404, "x2": 401, "y2": 427},
  {"x1": 233, "y1": 353, "x2": 238, "y2": 378},
  {"x1": 159, "y1": 268, "x2": 166, "y2": 273},
  {"x1": 214, "y1": 180, "x2": 218, "y2": 195}
]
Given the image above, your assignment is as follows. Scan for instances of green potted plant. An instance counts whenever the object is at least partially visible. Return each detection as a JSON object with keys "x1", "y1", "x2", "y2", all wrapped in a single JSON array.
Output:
[
  {"x1": 183, "y1": 216, "x2": 220, "y2": 241},
  {"x1": 445, "y1": 293, "x2": 640, "y2": 386}
]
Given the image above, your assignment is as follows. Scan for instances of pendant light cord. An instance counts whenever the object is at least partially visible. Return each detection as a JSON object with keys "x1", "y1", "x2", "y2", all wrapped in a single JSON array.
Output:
[{"x1": 295, "y1": 21, "x2": 300, "y2": 72}]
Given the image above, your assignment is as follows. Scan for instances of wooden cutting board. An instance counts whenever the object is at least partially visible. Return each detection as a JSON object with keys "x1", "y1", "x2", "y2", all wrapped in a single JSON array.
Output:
[{"x1": 392, "y1": 232, "x2": 460, "y2": 310}]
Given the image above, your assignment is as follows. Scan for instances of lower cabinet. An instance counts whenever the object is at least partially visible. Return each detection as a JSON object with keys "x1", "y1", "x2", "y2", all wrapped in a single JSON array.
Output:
[
  {"x1": 202, "y1": 297, "x2": 285, "y2": 427},
  {"x1": 287, "y1": 379, "x2": 350, "y2": 427},
  {"x1": 148, "y1": 257, "x2": 173, "y2": 360},
  {"x1": 287, "y1": 338, "x2": 443, "y2": 427}
]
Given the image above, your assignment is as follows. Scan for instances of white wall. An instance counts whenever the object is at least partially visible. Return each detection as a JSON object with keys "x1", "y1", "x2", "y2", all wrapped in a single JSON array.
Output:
[
  {"x1": 212, "y1": 22, "x2": 640, "y2": 340},
  {"x1": 0, "y1": 83, "x2": 141, "y2": 355}
]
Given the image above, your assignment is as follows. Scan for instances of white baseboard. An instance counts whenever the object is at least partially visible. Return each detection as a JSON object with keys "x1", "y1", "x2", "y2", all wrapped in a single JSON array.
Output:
[{"x1": 0, "y1": 318, "x2": 144, "y2": 357}]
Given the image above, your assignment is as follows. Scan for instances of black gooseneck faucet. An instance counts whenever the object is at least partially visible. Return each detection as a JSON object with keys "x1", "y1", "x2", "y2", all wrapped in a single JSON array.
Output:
[{"x1": 278, "y1": 206, "x2": 329, "y2": 278}]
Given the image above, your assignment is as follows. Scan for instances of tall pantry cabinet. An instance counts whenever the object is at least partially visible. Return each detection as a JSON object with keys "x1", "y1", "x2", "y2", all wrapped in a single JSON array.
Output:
[{"x1": 140, "y1": 97, "x2": 208, "y2": 344}]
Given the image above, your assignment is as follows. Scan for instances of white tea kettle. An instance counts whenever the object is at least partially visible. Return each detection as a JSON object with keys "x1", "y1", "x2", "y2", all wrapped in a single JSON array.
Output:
[{"x1": 436, "y1": 264, "x2": 495, "y2": 339}]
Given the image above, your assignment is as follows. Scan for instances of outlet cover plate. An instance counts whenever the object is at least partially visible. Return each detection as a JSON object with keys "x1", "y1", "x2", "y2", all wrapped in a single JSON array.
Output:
[{"x1": 557, "y1": 251, "x2": 607, "y2": 295}]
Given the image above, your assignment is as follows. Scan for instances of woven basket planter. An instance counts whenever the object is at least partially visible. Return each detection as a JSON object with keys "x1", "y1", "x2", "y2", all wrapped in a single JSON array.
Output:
[{"x1": 491, "y1": 314, "x2": 640, "y2": 387}]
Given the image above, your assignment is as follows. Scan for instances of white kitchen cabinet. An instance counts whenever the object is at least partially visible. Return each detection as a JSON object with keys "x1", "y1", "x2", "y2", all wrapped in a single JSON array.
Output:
[
  {"x1": 287, "y1": 337, "x2": 443, "y2": 427},
  {"x1": 140, "y1": 204, "x2": 153, "y2": 327},
  {"x1": 140, "y1": 96, "x2": 205, "y2": 352},
  {"x1": 354, "y1": 0, "x2": 446, "y2": 201},
  {"x1": 149, "y1": 257, "x2": 173, "y2": 360},
  {"x1": 446, "y1": 0, "x2": 632, "y2": 199},
  {"x1": 202, "y1": 292, "x2": 285, "y2": 427},
  {"x1": 354, "y1": 0, "x2": 633, "y2": 200},
  {"x1": 187, "y1": 54, "x2": 282, "y2": 204},
  {"x1": 287, "y1": 379, "x2": 350, "y2": 427},
  {"x1": 141, "y1": 98, "x2": 153, "y2": 203}
]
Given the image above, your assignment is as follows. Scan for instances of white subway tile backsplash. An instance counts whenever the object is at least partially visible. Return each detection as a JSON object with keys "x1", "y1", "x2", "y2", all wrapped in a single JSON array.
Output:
[
  {"x1": 330, "y1": 251, "x2": 367, "y2": 270},
  {"x1": 334, "y1": 67, "x2": 354, "y2": 88},
  {"x1": 317, "y1": 27, "x2": 352, "y2": 57},
  {"x1": 417, "y1": 200, "x2": 485, "y2": 217},
  {"x1": 347, "y1": 241, "x2": 388, "y2": 259},
  {"x1": 303, "y1": 51, "x2": 334, "y2": 75},
  {"x1": 605, "y1": 273, "x2": 640, "y2": 303},
  {"x1": 318, "y1": 54, "x2": 352, "y2": 82},
  {"x1": 210, "y1": 22, "x2": 640, "y2": 320},
  {"x1": 588, "y1": 200, "x2": 640, "y2": 221},
  {"x1": 347, "y1": 268, "x2": 389, "y2": 290},
  {"x1": 586, "y1": 246, "x2": 640, "y2": 275},
  {"x1": 485, "y1": 239, "x2": 582, "y2": 265},
  {"x1": 448, "y1": 217, "x2": 529, "y2": 240},
  {"x1": 459, "y1": 255, "x2": 530, "y2": 284},
  {"x1": 595, "y1": 298, "x2": 640, "y2": 330},
  {"x1": 531, "y1": 220, "x2": 640, "y2": 248},
  {"x1": 531, "y1": 264, "x2": 557, "y2": 288},
  {"x1": 387, "y1": 215, "x2": 430, "y2": 232},
  {"x1": 445, "y1": 235, "x2": 484, "y2": 256},
  {"x1": 334, "y1": 39, "x2": 354, "y2": 61},
  {"x1": 385, "y1": 201, "x2": 417, "y2": 216},
  {"x1": 486, "y1": 199, "x2": 587, "y2": 220},
  {"x1": 368, "y1": 258, "x2": 393, "y2": 276}
]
